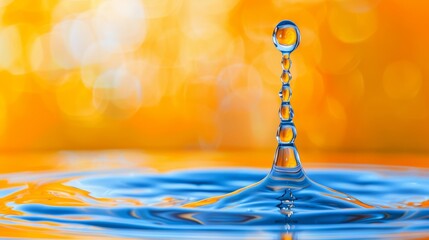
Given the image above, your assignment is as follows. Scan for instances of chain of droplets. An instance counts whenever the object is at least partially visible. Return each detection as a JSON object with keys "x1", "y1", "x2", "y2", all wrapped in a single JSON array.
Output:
[
  {"x1": 277, "y1": 53, "x2": 296, "y2": 145},
  {"x1": 272, "y1": 20, "x2": 301, "y2": 170},
  {"x1": 273, "y1": 52, "x2": 299, "y2": 171}
]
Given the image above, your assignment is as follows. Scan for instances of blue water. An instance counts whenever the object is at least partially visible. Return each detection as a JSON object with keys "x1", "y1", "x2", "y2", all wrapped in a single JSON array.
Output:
[{"x1": 1, "y1": 165, "x2": 429, "y2": 239}]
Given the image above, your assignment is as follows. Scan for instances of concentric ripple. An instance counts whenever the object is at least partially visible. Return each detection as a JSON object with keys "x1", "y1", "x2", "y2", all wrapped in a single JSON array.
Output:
[{"x1": 1, "y1": 166, "x2": 429, "y2": 239}]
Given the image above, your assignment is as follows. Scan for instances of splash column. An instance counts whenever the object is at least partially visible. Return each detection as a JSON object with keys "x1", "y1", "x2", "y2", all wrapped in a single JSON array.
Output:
[{"x1": 272, "y1": 20, "x2": 301, "y2": 171}]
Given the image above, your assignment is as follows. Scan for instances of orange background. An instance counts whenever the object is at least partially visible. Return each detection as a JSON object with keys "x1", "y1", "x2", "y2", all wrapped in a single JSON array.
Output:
[{"x1": 0, "y1": 0, "x2": 428, "y2": 153}]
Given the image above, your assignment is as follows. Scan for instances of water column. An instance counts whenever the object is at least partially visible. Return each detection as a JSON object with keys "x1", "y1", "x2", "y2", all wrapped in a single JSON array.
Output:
[
  {"x1": 184, "y1": 20, "x2": 366, "y2": 210},
  {"x1": 272, "y1": 20, "x2": 302, "y2": 171}
]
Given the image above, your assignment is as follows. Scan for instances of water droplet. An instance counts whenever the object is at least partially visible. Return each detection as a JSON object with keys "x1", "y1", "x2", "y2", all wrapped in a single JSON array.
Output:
[
  {"x1": 282, "y1": 55, "x2": 291, "y2": 70},
  {"x1": 279, "y1": 103, "x2": 294, "y2": 121},
  {"x1": 272, "y1": 20, "x2": 300, "y2": 54},
  {"x1": 280, "y1": 85, "x2": 292, "y2": 102},
  {"x1": 277, "y1": 124, "x2": 296, "y2": 144},
  {"x1": 280, "y1": 70, "x2": 291, "y2": 84}
]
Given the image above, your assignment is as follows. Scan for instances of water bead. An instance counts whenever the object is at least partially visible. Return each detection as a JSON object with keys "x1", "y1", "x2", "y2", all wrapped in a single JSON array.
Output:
[
  {"x1": 277, "y1": 124, "x2": 297, "y2": 144},
  {"x1": 279, "y1": 103, "x2": 293, "y2": 121},
  {"x1": 272, "y1": 20, "x2": 300, "y2": 54},
  {"x1": 280, "y1": 70, "x2": 291, "y2": 84},
  {"x1": 282, "y1": 55, "x2": 291, "y2": 70},
  {"x1": 280, "y1": 85, "x2": 292, "y2": 102}
]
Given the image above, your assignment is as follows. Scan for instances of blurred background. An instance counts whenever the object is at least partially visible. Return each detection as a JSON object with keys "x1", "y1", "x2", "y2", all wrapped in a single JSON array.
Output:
[{"x1": 0, "y1": 0, "x2": 427, "y2": 154}]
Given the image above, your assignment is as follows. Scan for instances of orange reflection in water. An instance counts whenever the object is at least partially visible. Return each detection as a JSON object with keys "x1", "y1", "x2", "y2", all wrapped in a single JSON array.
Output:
[
  {"x1": 0, "y1": 176, "x2": 141, "y2": 221},
  {"x1": 0, "y1": 224, "x2": 72, "y2": 239}
]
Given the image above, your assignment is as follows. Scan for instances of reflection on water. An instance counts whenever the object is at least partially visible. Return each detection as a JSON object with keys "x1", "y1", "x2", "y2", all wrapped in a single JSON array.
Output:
[{"x1": 0, "y1": 151, "x2": 429, "y2": 239}]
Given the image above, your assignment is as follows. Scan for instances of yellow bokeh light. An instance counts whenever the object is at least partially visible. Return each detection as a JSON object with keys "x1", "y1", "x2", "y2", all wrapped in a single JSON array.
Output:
[
  {"x1": 0, "y1": 0, "x2": 428, "y2": 153},
  {"x1": 382, "y1": 60, "x2": 422, "y2": 100},
  {"x1": 328, "y1": 4, "x2": 377, "y2": 43},
  {"x1": 0, "y1": 25, "x2": 22, "y2": 72}
]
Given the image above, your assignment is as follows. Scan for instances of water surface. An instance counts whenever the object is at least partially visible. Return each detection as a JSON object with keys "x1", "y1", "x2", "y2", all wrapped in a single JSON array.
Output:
[{"x1": 1, "y1": 152, "x2": 429, "y2": 239}]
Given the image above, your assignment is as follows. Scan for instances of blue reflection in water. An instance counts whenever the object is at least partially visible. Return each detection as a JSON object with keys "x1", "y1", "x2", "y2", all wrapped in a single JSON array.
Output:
[{"x1": 1, "y1": 166, "x2": 429, "y2": 239}]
